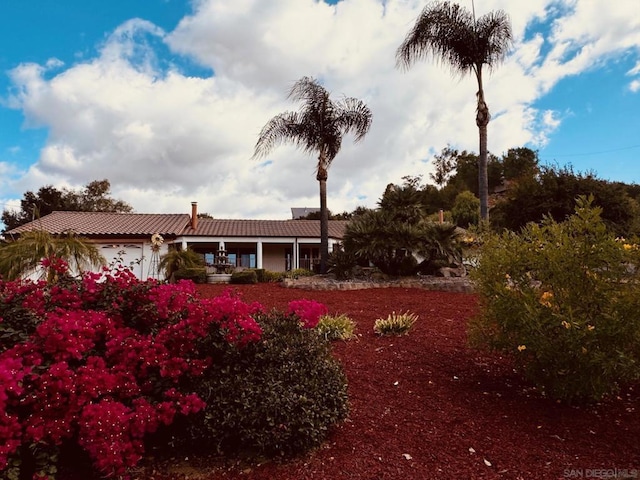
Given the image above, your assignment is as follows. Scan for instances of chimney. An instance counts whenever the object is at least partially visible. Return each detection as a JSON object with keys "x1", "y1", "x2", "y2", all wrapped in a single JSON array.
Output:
[{"x1": 191, "y1": 202, "x2": 198, "y2": 230}]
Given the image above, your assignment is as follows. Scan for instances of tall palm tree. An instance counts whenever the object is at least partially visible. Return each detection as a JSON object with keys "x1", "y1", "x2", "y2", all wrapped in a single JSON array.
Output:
[
  {"x1": 396, "y1": 1, "x2": 512, "y2": 221},
  {"x1": 253, "y1": 76, "x2": 373, "y2": 273}
]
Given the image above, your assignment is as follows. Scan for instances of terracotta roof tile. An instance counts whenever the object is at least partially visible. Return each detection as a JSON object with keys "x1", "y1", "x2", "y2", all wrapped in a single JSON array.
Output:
[
  {"x1": 186, "y1": 219, "x2": 348, "y2": 238},
  {"x1": 6, "y1": 212, "x2": 349, "y2": 239},
  {"x1": 5, "y1": 211, "x2": 190, "y2": 237}
]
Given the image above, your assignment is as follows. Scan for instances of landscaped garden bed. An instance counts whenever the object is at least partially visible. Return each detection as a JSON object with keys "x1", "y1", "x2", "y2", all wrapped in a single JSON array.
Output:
[{"x1": 121, "y1": 282, "x2": 639, "y2": 480}]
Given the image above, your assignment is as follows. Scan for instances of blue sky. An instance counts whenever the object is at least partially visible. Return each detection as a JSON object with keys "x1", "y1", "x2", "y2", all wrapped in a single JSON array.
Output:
[{"x1": 0, "y1": 0, "x2": 639, "y2": 219}]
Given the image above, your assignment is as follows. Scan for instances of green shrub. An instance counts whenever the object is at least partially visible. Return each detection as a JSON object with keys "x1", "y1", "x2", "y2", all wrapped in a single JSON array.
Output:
[
  {"x1": 470, "y1": 196, "x2": 640, "y2": 403},
  {"x1": 182, "y1": 312, "x2": 349, "y2": 457},
  {"x1": 285, "y1": 268, "x2": 314, "y2": 278},
  {"x1": 230, "y1": 270, "x2": 258, "y2": 284},
  {"x1": 173, "y1": 266, "x2": 206, "y2": 284},
  {"x1": 374, "y1": 311, "x2": 418, "y2": 336},
  {"x1": 254, "y1": 268, "x2": 267, "y2": 282},
  {"x1": 159, "y1": 247, "x2": 205, "y2": 281},
  {"x1": 317, "y1": 314, "x2": 356, "y2": 340},
  {"x1": 262, "y1": 270, "x2": 286, "y2": 282},
  {"x1": 327, "y1": 249, "x2": 358, "y2": 280}
]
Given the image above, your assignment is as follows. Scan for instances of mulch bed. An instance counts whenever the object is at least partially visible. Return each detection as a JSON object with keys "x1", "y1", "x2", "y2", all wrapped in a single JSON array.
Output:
[{"x1": 129, "y1": 283, "x2": 639, "y2": 479}]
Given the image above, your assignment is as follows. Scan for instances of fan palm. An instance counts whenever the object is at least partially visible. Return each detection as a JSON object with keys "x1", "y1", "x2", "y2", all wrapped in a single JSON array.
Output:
[
  {"x1": 253, "y1": 76, "x2": 372, "y2": 274},
  {"x1": 0, "y1": 230, "x2": 105, "y2": 282},
  {"x1": 158, "y1": 247, "x2": 205, "y2": 282},
  {"x1": 396, "y1": 1, "x2": 512, "y2": 220}
]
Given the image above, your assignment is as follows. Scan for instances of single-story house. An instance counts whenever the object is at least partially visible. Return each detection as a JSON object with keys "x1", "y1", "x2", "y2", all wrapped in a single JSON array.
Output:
[{"x1": 4, "y1": 202, "x2": 348, "y2": 280}]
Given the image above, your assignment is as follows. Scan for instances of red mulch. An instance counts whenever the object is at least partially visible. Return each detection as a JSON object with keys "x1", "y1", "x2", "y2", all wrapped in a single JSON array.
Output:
[{"x1": 134, "y1": 283, "x2": 639, "y2": 480}]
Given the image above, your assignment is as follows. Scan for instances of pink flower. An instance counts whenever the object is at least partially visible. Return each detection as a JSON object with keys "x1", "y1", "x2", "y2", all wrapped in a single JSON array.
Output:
[{"x1": 287, "y1": 299, "x2": 328, "y2": 329}]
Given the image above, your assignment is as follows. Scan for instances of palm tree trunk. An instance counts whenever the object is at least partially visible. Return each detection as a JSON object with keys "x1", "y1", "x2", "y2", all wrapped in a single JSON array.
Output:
[
  {"x1": 317, "y1": 163, "x2": 329, "y2": 275},
  {"x1": 475, "y1": 72, "x2": 490, "y2": 221}
]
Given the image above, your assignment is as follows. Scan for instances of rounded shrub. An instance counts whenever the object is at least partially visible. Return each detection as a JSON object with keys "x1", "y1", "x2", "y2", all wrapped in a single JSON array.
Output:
[
  {"x1": 230, "y1": 270, "x2": 258, "y2": 284},
  {"x1": 470, "y1": 196, "x2": 640, "y2": 403},
  {"x1": 183, "y1": 312, "x2": 349, "y2": 457},
  {"x1": 173, "y1": 266, "x2": 206, "y2": 283}
]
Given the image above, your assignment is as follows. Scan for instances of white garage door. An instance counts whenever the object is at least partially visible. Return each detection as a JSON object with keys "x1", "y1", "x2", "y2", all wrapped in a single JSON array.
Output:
[{"x1": 100, "y1": 244, "x2": 145, "y2": 279}]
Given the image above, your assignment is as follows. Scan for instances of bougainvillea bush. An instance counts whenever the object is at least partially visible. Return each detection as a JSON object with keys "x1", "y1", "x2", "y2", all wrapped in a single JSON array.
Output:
[
  {"x1": 470, "y1": 197, "x2": 640, "y2": 403},
  {"x1": 0, "y1": 260, "x2": 263, "y2": 479}
]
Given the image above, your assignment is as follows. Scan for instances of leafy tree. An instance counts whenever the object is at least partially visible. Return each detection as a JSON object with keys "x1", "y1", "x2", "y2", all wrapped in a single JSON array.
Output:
[
  {"x1": 0, "y1": 230, "x2": 105, "y2": 281},
  {"x1": 491, "y1": 166, "x2": 640, "y2": 237},
  {"x1": 451, "y1": 190, "x2": 480, "y2": 228},
  {"x1": 430, "y1": 145, "x2": 458, "y2": 187},
  {"x1": 397, "y1": 1, "x2": 513, "y2": 220},
  {"x1": 253, "y1": 77, "x2": 372, "y2": 274},
  {"x1": 502, "y1": 147, "x2": 539, "y2": 181},
  {"x1": 2, "y1": 179, "x2": 132, "y2": 232},
  {"x1": 64, "y1": 179, "x2": 133, "y2": 213},
  {"x1": 447, "y1": 150, "x2": 502, "y2": 195}
]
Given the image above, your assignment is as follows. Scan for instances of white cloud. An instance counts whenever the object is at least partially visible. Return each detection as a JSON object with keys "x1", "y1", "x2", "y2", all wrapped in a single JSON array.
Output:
[{"x1": 3, "y1": 0, "x2": 640, "y2": 218}]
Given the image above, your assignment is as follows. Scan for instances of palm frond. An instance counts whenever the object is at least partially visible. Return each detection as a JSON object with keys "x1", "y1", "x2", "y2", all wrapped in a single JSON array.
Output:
[
  {"x1": 0, "y1": 230, "x2": 105, "y2": 281},
  {"x1": 396, "y1": 1, "x2": 511, "y2": 75}
]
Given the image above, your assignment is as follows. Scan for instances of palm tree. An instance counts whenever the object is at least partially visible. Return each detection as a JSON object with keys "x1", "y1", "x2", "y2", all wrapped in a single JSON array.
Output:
[
  {"x1": 158, "y1": 247, "x2": 205, "y2": 282},
  {"x1": 396, "y1": 1, "x2": 512, "y2": 221},
  {"x1": 0, "y1": 230, "x2": 105, "y2": 282},
  {"x1": 253, "y1": 76, "x2": 372, "y2": 274}
]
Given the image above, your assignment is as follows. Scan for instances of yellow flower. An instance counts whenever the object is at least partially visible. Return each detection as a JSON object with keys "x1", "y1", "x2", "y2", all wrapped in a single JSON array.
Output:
[
  {"x1": 540, "y1": 291, "x2": 554, "y2": 308},
  {"x1": 587, "y1": 324, "x2": 595, "y2": 331},
  {"x1": 561, "y1": 320, "x2": 571, "y2": 329},
  {"x1": 517, "y1": 345, "x2": 527, "y2": 352},
  {"x1": 623, "y1": 243, "x2": 633, "y2": 251}
]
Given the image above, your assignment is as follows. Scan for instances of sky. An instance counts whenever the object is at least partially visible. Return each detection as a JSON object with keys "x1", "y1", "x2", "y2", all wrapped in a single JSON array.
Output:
[{"x1": 0, "y1": 0, "x2": 639, "y2": 221}]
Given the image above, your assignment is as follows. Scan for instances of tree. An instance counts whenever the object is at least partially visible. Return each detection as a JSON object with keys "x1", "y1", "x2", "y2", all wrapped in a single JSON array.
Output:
[
  {"x1": 451, "y1": 190, "x2": 480, "y2": 227},
  {"x1": 502, "y1": 147, "x2": 539, "y2": 181},
  {"x1": 253, "y1": 77, "x2": 372, "y2": 273},
  {"x1": 65, "y1": 179, "x2": 133, "y2": 213},
  {"x1": 0, "y1": 230, "x2": 105, "y2": 281},
  {"x1": 490, "y1": 166, "x2": 640, "y2": 237},
  {"x1": 397, "y1": 1, "x2": 513, "y2": 221},
  {"x1": 430, "y1": 145, "x2": 458, "y2": 187},
  {"x1": 2, "y1": 179, "x2": 133, "y2": 232}
]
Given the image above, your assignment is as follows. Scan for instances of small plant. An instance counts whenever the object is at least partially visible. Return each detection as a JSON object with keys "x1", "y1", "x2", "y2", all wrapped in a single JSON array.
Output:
[
  {"x1": 317, "y1": 314, "x2": 356, "y2": 340},
  {"x1": 374, "y1": 311, "x2": 418, "y2": 336},
  {"x1": 284, "y1": 268, "x2": 315, "y2": 279}
]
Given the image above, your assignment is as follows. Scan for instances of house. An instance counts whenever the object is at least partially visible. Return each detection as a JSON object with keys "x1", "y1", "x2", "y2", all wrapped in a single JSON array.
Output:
[{"x1": 4, "y1": 202, "x2": 348, "y2": 280}]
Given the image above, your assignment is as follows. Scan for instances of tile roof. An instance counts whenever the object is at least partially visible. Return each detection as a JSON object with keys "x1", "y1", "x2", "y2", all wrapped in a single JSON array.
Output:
[
  {"x1": 5, "y1": 211, "x2": 191, "y2": 237},
  {"x1": 6, "y1": 212, "x2": 349, "y2": 239},
  {"x1": 186, "y1": 219, "x2": 348, "y2": 238}
]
